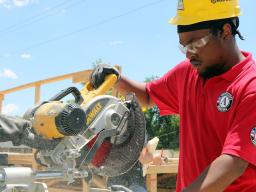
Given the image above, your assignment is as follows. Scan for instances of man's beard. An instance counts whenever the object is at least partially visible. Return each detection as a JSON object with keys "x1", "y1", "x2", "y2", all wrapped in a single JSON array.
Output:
[{"x1": 199, "y1": 63, "x2": 226, "y2": 79}]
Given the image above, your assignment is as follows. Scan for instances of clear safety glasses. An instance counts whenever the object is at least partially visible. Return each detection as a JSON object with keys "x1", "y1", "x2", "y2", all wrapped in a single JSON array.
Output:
[{"x1": 179, "y1": 33, "x2": 212, "y2": 55}]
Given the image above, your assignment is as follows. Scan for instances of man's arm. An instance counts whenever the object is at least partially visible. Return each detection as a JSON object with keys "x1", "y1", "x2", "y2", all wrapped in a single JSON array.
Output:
[
  {"x1": 183, "y1": 154, "x2": 248, "y2": 192},
  {"x1": 115, "y1": 76, "x2": 154, "y2": 107}
]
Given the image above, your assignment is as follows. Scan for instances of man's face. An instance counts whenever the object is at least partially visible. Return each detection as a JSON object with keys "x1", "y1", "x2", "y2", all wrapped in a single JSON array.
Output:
[{"x1": 178, "y1": 29, "x2": 226, "y2": 78}]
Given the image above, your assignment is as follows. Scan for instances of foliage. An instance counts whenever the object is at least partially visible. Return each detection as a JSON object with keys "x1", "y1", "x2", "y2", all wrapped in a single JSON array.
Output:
[
  {"x1": 144, "y1": 106, "x2": 179, "y2": 149},
  {"x1": 144, "y1": 75, "x2": 159, "y2": 83}
]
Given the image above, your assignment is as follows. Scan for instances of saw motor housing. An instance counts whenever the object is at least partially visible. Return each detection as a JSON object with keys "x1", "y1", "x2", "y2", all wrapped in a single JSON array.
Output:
[
  {"x1": 33, "y1": 102, "x2": 86, "y2": 138},
  {"x1": 24, "y1": 86, "x2": 87, "y2": 139}
]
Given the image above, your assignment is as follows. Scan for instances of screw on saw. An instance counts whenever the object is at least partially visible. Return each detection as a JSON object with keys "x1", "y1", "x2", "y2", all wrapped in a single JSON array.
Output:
[{"x1": 111, "y1": 113, "x2": 121, "y2": 126}]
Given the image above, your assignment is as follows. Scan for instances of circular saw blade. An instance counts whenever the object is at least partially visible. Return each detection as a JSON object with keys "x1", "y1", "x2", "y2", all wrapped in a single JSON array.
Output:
[{"x1": 96, "y1": 93, "x2": 146, "y2": 177}]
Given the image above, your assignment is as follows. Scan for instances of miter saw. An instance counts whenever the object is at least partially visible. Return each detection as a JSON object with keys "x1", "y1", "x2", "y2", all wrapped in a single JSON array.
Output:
[{"x1": 0, "y1": 74, "x2": 146, "y2": 192}]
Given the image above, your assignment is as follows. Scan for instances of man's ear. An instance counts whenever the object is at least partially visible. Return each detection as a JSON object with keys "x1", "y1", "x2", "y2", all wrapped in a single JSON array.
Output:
[{"x1": 222, "y1": 23, "x2": 233, "y2": 40}]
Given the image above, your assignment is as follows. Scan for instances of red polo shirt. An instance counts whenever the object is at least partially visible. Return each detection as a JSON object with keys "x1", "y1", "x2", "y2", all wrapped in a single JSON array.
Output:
[{"x1": 146, "y1": 52, "x2": 256, "y2": 191}]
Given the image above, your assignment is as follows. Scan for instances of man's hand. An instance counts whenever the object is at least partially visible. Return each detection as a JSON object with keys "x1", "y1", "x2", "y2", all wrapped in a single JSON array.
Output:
[
  {"x1": 90, "y1": 64, "x2": 120, "y2": 89},
  {"x1": 139, "y1": 137, "x2": 164, "y2": 166},
  {"x1": 139, "y1": 147, "x2": 154, "y2": 165},
  {"x1": 139, "y1": 147, "x2": 165, "y2": 166}
]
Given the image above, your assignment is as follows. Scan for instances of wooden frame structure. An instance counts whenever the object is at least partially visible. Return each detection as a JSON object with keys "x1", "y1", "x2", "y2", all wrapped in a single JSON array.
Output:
[
  {"x1": 145, "y1": 157, "x2": 178, "y2": 192},
  {"x1": 0, "y1": 69, "x2": 93, "y2": 113}
]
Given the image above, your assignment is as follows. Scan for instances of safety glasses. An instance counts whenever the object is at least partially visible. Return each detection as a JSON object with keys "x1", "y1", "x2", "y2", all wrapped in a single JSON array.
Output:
[{"x1": 179, "y1": 33, "x2": 212, "y2": 55}]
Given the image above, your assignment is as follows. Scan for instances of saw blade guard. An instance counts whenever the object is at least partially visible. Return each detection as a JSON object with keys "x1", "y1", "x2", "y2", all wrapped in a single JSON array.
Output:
[{"x1": 91, "y1": 93, "x2": 146, "y2": 177}]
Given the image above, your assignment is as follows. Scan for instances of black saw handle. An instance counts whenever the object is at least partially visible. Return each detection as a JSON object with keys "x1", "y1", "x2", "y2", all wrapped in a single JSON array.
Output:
[{"x1": 49, "y1": 86, "x2": 84, "y2": 104}]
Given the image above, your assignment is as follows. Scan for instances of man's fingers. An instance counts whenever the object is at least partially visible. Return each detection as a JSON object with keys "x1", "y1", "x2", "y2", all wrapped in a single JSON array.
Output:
[{"x1": 153, "y1": 154, "x2": 164, "y2": 166}]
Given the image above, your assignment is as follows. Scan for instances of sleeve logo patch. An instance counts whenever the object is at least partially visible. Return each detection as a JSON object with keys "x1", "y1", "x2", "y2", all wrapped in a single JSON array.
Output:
[
  {"x1": 217, "y1": 92, "x2": 233, "y2": 112},
  {"x1": 250, "y1": 127, "x2": 256, "y2": 146}
]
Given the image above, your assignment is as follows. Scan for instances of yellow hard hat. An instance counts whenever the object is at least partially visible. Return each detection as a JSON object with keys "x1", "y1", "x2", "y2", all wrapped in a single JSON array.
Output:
[{"x1": 169, "y1": 0, "x2": 242, "y2": 25}]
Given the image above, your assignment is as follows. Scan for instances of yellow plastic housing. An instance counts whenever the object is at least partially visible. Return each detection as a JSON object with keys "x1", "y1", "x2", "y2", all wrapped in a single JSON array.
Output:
[
  {"x1": 33, "y1": 102, "x2": 65, "y2": 139},
  {"x1": 80, "y1": 74, "x2": 118, "y2": 105}
]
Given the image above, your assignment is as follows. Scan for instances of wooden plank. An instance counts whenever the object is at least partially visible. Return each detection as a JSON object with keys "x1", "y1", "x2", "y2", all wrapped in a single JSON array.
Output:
[
  {"x1": 158, "y1": 189, "x2": 176, "y2": 192},
  {"x1": 91, "y1": 175, "x2": 107, "y2": 189},
  {"x1": 146, "y1": 163, "x2": 178, "y2": 174},
  {"x1": 145, "y1": 158, "x2": 178, "y2": 175},
  {"x1": 82, "y1": 179, "x2": 90, "y2": 192},
  {"x1": 6, "y1": 153, "x2": 34, "y2": 165},
  {"x1": 0, "y1": 69, "x2": 92, "y2": 95},
  {"x1": 90, "y1": 188, "x2": 110, "y2": 192},
  {"x1": 44, "y1": 180, "x2": 59, "y2": 187},
  {"x1": 146, "y1": 174, "x2": 157, "y2": 192},
  {"x1": 34, "y1": 85, "x2": 41, "y2": 104},
  {"x1": 154, "y1": 150, "x2": 178, "y2": 158},
  {"x1": 72, "y1": 70, "x2": 91, "y2": 83},
  {"x1": 31, "y1": 150, "x2": 38, "y2": 170},
  {"x1": 49, "y1": 187, "x2": 80, "y2": 192},
  {"x1": 0, "y1": 74, "x2": 72, "y2": 95}
]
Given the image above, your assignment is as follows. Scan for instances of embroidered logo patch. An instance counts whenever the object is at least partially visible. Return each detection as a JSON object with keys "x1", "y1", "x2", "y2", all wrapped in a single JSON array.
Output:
[
  {"x1": 250, "y1": 127, "x2": 256, "y2": 146},
  {"x1": 217, "y1": 92, "x2": 233, "y2": 112},
  {"x1": 177, "y1": 0, "x2": 184, "y2": 10}
]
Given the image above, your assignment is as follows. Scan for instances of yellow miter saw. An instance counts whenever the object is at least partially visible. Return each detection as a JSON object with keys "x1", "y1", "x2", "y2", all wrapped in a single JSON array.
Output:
[{"x1": 0, "y1": 74, "x2": 146, "y2": 191}]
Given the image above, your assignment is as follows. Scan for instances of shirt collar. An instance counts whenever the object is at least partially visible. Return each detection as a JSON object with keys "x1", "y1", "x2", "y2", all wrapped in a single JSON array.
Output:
[{"x1": 218, "y1": 51, "x2": 254, "y2": 82}]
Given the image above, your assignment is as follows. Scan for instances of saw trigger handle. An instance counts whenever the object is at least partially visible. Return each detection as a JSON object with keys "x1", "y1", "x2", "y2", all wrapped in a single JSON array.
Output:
[{"x1": 81, "y1": 74, "x2": 118, "y2": 104}]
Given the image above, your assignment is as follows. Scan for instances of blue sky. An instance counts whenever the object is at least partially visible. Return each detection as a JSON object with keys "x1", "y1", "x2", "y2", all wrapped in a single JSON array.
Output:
[{"x1": 0, "y1": 0, "x2": 255, "y2": 115}]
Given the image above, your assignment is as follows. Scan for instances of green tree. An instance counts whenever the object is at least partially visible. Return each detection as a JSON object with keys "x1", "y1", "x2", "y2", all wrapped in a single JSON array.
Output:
[
  {"x1": 144, "y1": 76, "x2": 180, "y2": 150},
  {"x1": 144, "y1": 106, "x2": 179, "y2": 149}
]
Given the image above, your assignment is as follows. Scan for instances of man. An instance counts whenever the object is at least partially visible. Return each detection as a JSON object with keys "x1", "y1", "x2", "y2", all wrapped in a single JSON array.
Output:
[{"x1": 89, "y1": 0, "x2": 256, "y2": 191}]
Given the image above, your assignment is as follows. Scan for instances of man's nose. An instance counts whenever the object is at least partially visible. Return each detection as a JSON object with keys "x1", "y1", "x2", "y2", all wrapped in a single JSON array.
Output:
[
  {"x1": 186, "y1": 50, "x2": 197, "y2": 59},
  {"x1": 186, "y1": 51, "x2": 192, "y2": 59}
]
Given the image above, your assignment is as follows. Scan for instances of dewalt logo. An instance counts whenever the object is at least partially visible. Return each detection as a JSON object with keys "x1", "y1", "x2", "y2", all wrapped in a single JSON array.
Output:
[
  {"x1": 211, "y1": 0, "x2": 232, "y2": 4},
  {"x1": 86, "y1": 102, "x2": 102, "y2": 125}
]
